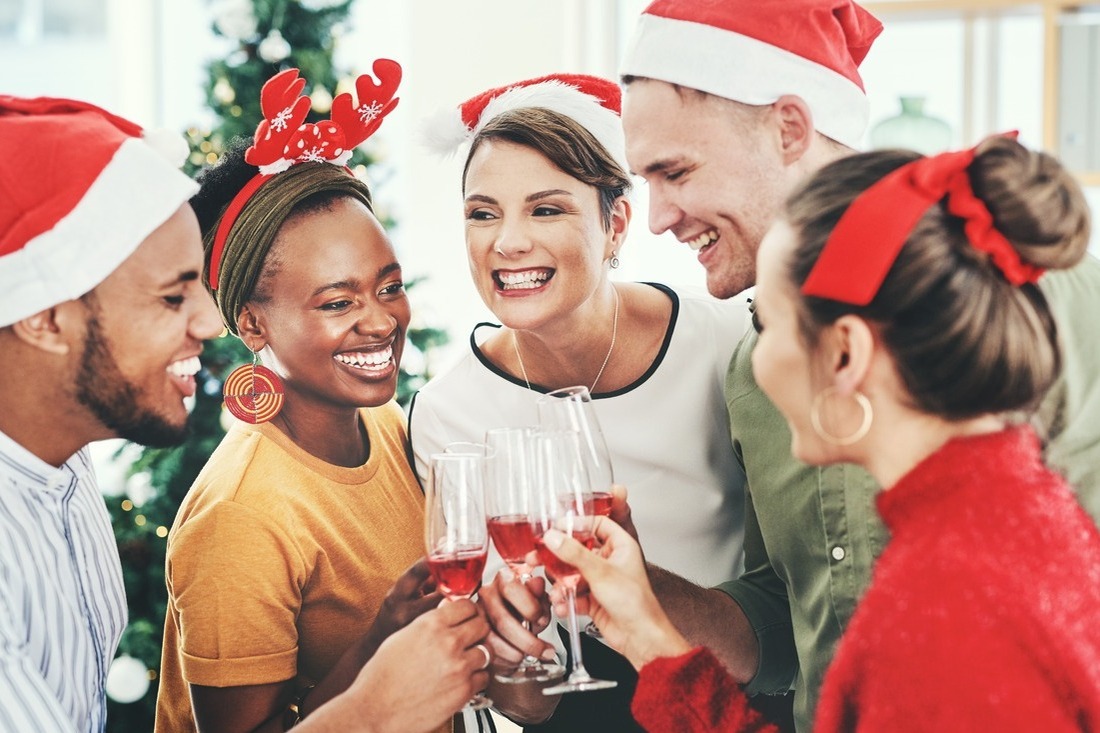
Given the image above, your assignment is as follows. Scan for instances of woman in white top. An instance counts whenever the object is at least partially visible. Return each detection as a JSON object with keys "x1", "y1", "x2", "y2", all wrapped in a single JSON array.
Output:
[{"x1": 410, "y1": 74, "x2": 748, "y2": 732}]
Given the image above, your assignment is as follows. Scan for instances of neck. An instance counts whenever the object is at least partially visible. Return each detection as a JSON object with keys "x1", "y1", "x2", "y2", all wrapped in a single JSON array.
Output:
[
  {"x1": 856, "y1": 407, "x2": 1007, "y2": 489},
  {"x1": 0, "y1": 355, "x2": 108, "y2": 467},
  {"x1": 270, "y1": 397, "x2": 369, "y2": 468},
  {"x1": 511, "y1": 283, "x2": 620, "y2": 392}
]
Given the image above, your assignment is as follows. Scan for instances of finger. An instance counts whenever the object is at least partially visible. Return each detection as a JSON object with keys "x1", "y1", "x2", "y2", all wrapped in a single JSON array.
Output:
[
  {"x1": 496, "y1": 574, "x2": 547, "y2": 622},
  {"x1": 467, "y1": 642, "x2": 492, "y2": 671},
  {"x1": 435, "y1": 597, "x2": 480, "y2": 625},
  {"x1": 391, "y1": 557, "x2": 433, "y2": 597},
  {"x1": 591, "y1": 514, "x2": 631, "y2": 545},
  {"x1": 542, "y1": 528, "x2": 606, "y2": 580}
]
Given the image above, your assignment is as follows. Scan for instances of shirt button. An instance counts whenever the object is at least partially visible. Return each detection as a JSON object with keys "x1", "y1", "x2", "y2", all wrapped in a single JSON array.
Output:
[{"x1": 831, "y1": 546, "x2": 846, "y2": 561}]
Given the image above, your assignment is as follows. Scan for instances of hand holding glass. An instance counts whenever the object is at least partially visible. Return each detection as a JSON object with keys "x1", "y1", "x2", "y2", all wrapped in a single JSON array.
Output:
[
  {"x1": 425, "y1": 452, "x2": 492, "y2": 710},
  {"x1": 529, "y1": 429, "x2": 617, "y2": 695}
]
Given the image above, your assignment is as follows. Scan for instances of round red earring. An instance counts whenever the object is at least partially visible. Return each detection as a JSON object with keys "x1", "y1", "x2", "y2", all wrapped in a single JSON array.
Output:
[{"x1": 223, "y1": 354, "x2": 284, "y2": 424}]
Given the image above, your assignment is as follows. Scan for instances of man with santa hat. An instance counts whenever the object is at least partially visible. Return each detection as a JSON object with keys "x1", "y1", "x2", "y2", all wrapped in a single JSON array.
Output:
[{"x1": 0, "y1": 96, "x2": 490, "y2": 733}]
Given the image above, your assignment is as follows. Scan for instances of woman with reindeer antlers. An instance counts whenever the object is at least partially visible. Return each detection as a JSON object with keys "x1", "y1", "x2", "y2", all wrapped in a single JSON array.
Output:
[{"x1": 155, "y1": 65, "x2": 490, "y2": 733}]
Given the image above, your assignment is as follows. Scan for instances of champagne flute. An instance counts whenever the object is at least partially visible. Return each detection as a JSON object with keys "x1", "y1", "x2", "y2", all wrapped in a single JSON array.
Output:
[
  {"x1": 528, "y1": 429, "x2": 617, "y2": 695},
  {"x1": 538, "y1": 385, "x2": 613, "y2": 637},
  {"x1": 484, "y1": 427, "x2": 567, "y2": 683},
  {"x1": 424, "y1": 452, "x2": 493, "y2": 710},
  {"x1": 537, "y1": 385, "x2": 614, "y2": 517}
]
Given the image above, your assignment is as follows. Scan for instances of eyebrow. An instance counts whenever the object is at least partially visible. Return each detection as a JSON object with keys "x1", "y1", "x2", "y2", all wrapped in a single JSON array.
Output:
[
  {"x1": 639, "y1": 158, "x2": 681, "y2": 177},
  {"x1": 464, "y1": 189, "x2": 575, "y2": 205},
  {"x1": 160, "y1": 270, "x2": 200, "y2": 288},
  {"x1": 309, "y1": 262, "x2": 402, "y2": 297}
]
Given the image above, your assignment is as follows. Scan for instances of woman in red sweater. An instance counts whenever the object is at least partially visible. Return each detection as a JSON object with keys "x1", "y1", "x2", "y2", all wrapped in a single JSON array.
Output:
[{"x1": 542, "y1": 136, "x2": 1100, "y2": 732}]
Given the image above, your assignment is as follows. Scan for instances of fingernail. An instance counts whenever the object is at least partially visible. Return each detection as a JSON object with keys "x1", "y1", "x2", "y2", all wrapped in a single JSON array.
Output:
[
  {"x1": 541, "y1": 648, "x2": 559, "y2": 662},
  {"x1": 543, "y1": 529, "x2": 564, "y2": 549}
]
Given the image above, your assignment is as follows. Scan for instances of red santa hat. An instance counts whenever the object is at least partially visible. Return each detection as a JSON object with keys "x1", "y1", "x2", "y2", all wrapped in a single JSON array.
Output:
[
  {"x1": 423, "y1": 73, "x2": 628, "y2": 172},
  {"x1": 620, "y1": 0, "x2": 883, "y2": 148},
  {"x1": 0, "y1": 95, "x2": 197, "y2": 327}
]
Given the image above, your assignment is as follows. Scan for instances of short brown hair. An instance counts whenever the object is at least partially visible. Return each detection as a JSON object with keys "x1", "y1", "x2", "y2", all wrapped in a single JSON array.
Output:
[
  {"x1": 462, "y1": 107, "x2": 630, "y2": 228},
  {"x1": 784, "y1": 137, "x2": 1090, "y2": 419}
]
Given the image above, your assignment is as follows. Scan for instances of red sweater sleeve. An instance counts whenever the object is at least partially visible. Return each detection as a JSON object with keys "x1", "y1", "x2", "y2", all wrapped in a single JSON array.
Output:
[{"x1": 632, "y1": 647, "x2": 780, "y2": 733}]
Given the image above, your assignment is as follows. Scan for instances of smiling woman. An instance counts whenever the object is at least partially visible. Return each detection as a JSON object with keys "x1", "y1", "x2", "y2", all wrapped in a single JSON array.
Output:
[{"x1": 153, "y1": 67, "x2": 487, "y2": 733}]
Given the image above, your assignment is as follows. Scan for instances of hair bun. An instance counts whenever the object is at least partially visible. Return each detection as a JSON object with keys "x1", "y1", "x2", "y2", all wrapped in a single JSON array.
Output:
[{"x1": 971, "y1": 136, "x2": 1090, "y2": 272}]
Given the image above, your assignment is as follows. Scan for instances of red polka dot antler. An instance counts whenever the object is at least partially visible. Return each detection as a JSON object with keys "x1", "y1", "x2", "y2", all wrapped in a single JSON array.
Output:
[
  {"x1": 243, "y1": 68, "x2": 311, "y2": 174},
  {"x1": 209, "y1": 61, "x2": 402, "y2": 289}
]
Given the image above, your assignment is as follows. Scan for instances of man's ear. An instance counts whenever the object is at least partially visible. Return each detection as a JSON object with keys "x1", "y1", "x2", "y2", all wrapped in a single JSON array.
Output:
[
  {"x1": 235, "y1": 305, "x2": 267, "y2": 353},
  {"x1": 10, "y1": 304, "x2": 79, "y2": 355},
  {"x1": 772, "y1": 95, "x2": 814, "y2": 166}
]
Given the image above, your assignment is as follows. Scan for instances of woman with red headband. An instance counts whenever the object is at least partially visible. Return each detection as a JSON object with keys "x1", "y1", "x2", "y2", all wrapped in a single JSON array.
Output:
[
  {"x1": 154, "y1": 66, "x2": 490, "y2": 733},
  {"x1": 542, "y1": 136, "x2": 1100, "y2": 732}
]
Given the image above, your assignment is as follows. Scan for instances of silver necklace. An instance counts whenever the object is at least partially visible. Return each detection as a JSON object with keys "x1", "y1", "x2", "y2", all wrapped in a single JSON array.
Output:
[{"x1": 512, "y1": 285, "x2": 621, "y2": 394}]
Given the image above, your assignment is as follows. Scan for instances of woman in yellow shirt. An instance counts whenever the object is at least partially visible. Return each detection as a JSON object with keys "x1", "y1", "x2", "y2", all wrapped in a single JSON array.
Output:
[{"x1": 155, "y1": 66, "x2": 488, "y2": 733}]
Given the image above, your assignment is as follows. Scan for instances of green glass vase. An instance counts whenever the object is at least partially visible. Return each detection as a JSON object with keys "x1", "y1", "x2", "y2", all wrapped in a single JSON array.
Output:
[{"x1": 869, "y1": 96, "x2": 952, "y2": 155}]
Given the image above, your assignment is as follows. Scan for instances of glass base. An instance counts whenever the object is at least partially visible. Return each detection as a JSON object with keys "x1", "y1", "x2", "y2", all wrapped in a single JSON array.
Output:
[
  {"x1": 495, "y1": 660, "x2": 566, "y2": 684},
  {"x1": 542, "y1": 675, "x2": 617, "y2": 695}
]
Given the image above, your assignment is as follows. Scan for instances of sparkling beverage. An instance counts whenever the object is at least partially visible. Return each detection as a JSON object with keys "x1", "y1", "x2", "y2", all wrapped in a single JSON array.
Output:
[
  {"x1": 535, "y1": 531, "x2": 594, "y2": 582},
  {"x1": 428, "y1": 546, "x2": 488, "y2": 598},
  {"x1": 488, "y1": 515, "x2": 537, "y2": 565},
  {"x1": 590, "y1": 492, "x2": 613, "y2": 517}
]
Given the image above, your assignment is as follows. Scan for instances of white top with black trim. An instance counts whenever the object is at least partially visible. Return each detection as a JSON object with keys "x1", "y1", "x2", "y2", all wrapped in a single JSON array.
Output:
[
  {"x1": 0, "y1": 428, "x2": 126, "y2": 733},
  {"x1": 409, "y1": 283, "x2": 750, "y2": 587}
]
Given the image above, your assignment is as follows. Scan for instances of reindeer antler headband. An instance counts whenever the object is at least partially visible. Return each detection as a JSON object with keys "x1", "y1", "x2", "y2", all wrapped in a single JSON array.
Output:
[{"x1": 208, "y1": 60, "x2": 401, "y2": 289}]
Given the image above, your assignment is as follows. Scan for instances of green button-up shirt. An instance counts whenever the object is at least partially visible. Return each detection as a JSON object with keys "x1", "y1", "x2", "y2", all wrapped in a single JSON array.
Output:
[{"x1": 715, "y1": 254, "x2": 1100, "y2": 732}]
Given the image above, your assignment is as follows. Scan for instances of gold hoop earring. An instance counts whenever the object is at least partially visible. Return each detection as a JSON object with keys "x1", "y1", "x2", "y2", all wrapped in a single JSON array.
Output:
[{"x1": 810, "y1": 386, "x2": 872, "y2": 446}]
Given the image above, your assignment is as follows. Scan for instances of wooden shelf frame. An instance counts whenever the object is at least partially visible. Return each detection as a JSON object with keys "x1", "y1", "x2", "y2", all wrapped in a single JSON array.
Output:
[{"x1": 865, "y1": 0, "x2": 1100, "y2": 178}]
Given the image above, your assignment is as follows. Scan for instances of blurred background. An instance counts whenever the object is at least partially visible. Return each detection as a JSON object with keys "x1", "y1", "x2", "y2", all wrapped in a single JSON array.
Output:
[{"x1": 3, "y1": 0, "x2": 1099, "y2": 729}]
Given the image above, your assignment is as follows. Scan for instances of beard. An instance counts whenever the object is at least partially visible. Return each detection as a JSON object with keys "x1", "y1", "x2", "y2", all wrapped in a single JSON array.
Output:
[{"x1": 75, "y1": 311, "x2": 190, "y2": 448}]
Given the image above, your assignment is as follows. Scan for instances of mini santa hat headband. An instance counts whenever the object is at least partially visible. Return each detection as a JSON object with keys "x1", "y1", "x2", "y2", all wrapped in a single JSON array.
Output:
[
  {"x1": 801, "y1": 133, "x2": 1042, "y2": 306},
  {"x1": 423, "y1": 73, "x2": 629, "y2": 173},
  {"x1": 208, "y1": 60, "x2": 401, "y2": 290},
  {"x1": 0, "y1": 95, "x2": 196, "y2": 328},
  {"x1": 621, "y1": 0, "x2": 883, "y2": 149}
]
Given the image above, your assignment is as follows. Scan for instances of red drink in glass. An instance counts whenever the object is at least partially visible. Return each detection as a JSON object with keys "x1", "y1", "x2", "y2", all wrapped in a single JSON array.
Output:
[
  {"x1": 590, "y1": 492, "x2": 613, "y2": 517},
  {"x1": 488, "y1": 514, "x2": 538, "y2": 566},
  {"x1": 535, "y1": 530, "x2": 594, "y2": 583},
  {"x1": 428, "y1": 546, "x2": 488, "y2": 598}
]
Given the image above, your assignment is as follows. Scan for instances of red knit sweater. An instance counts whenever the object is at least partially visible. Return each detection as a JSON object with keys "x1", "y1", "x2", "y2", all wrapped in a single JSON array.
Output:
[{"x1": 633, "y1": 427, "x2": 1100, "y2": 732}]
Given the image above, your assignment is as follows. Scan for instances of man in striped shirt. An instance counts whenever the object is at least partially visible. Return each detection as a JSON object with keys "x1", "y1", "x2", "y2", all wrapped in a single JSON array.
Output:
[{"x1": 0, "y1": 96, "x2": 222, "y2": 732}]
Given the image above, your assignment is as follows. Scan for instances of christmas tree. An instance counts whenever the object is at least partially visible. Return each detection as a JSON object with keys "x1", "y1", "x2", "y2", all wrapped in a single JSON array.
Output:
[{"x1": 104, "y1": 1, "x2": 446, "y2": 728}]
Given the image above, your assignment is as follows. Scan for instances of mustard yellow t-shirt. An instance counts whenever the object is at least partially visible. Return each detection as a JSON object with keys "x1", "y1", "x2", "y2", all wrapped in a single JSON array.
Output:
[{"x1": 155, "y1": 401, "x2": 428, "y2": 732}]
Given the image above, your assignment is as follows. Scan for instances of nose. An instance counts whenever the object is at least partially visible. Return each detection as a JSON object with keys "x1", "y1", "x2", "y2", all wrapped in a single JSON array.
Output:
[
  {"x1": 355, "y1": 301, "x2": 400, "y2": 337},
  {"x1": 192, "y1": 289, "x2": 225, "y2": 341},
  {"x1": 492, "y1": 218, "x2": 532, "y2": 258},
  {"x1": 647, "y1": 189, "x2": 682, "y2": 236}
]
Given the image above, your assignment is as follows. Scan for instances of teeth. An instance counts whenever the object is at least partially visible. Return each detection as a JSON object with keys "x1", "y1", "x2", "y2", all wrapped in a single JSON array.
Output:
[
  {"x1": 686, "y1": 230, "x2": 718, "y2": 251},
  {"x1": 497, "y1": 269, "x2": 551, "y2": 290},
  {"x1": 167, "y1": 355, "x2": 201, "y2": 377},
  {"x1": 335, "y1": 346, "x2": 393, "y2": 369}
]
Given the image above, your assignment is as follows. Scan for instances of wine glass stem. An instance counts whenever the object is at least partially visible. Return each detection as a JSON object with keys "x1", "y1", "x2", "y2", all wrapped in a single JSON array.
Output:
[{"x1": 564, "y1": 584, "x2": 591, "y2": 680}]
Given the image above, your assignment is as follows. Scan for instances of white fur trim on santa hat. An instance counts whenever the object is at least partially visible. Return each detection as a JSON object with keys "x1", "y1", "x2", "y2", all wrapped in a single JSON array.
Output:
[
  {"x1": 0, "y1": 137, "x2": 198, "y2": 327},
  {"x1": 621, "y1": 14, "x2": 869, "y2": 149},
  {"x1": 423, "y1": 80, "x2": 629, "y2": 173}
]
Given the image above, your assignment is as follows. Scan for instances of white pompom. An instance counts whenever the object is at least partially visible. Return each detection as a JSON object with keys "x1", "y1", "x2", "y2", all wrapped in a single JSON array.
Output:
[
  {"x1": 105, "y1": 655, "x2": 150, "y2": 704},
  {"x1": 142, "y1": 128, "x2": 190, "y2": 168},
  {"x1": 419, "y1": 106, "x2": 471, "y2": 159}
]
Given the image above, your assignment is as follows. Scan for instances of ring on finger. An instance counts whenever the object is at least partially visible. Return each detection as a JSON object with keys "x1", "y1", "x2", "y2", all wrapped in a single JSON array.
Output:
[{"x1": 474, "y1": 643, "x2": 491, "y2": 670}]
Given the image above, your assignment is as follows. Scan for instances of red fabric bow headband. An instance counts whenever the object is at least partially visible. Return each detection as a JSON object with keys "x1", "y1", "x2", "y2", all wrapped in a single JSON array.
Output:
[
  {"x1": 801, "y1": 135, "x2": 1044, "y2": 306},
  {"x1": 208, "y1": 61, "x2": 401, "y2": 289}
]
